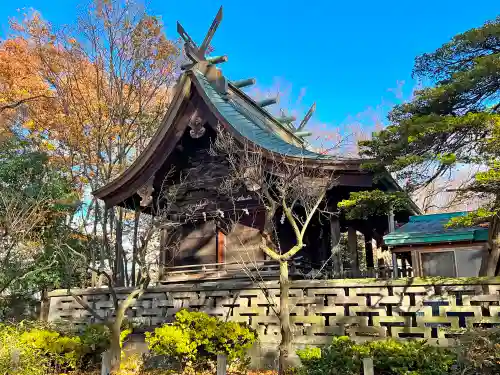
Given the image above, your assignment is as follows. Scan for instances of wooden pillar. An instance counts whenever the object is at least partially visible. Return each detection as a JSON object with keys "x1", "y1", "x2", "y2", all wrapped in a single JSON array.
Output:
[
  {"x1": 216, "y1": 229, "x2": 226, "y2": 264},
  {"x1": 347, "y1": 226, "x2": 358, "y2": 275},
  {"x1": 39, "y1": 288, "x2": 50, "y2": 322},
  {"x1": 364, "y1": 232, "x2": 374, "y2": 269},
  {"x1": 319, "y1": 221, "x2": 329, "y2": 265},
  {"x1": 411, "y1": 250, "x2": 420, "y2": 277},
  {"x1": 388, "y1": 206, "x2": 395, "y2": 233},
  {"x1": 392, "y1": 251, "x2": 399, "y2": 278},
  {"x1": 330, "y1": 217, "x2": 342, "y2": 276},
  {"x1": 158, "y1": 228, "x2": 168, "y2": 280}
]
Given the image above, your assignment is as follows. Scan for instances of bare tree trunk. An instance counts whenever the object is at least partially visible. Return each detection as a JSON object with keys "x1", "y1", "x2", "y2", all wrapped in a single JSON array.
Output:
[
  {"x1": 101, "y1": 207, "x2": 113, "y2": 287},
  {"x1": 39, "y1": 288, "x2": 50, "y2": 321},
  {"x1": 101, "y1": 207, "x2": 108, "y2": 263},
  {"x1": 131, "y1": 210, "x2": 140, "y2": 287},
  {"x1": 109, "y1": 321, "x2": 122, "y2": 373},
  {"x1": 122, "y1": 249, "x2": 129, "y2": 287},
  {"x1": 108, "y1": 283, "x2": 148, "y2": 373},
  {"x1": 483, "y1": 214, "x2": 500, "y2": 276},
  {"x1": 330, "y1": 217, "x2": 342, "y2": 276},
  {"x1": 91, "y1": 200, "x2": 99, "y2": 287},
  {"x1": 279, "y1": 259, "x2": 292, "y2": 374},
  {"x1": 114, "y1": 207, "x2": 124, "y2": 286}
]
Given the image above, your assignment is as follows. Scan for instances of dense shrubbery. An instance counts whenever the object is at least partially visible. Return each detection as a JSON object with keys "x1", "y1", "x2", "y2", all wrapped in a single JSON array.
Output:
[
  {"x1": 297, "y1": 336, "x2": 454, "y2": 375},
  {"x1": 145, "y1": 309, "x2": 257, "y2": 371},
  {"x1": 2, "y1": 319, "x2": 499, "y2": 375},
  {"x1": 452, "y1": 328, "x2": 500, "y2": 375},
  {"x1": 297, "y1": 332, "x2": 500, "y2": 375},
  {"x1": 0, "y1": 312, "x2": 255, "y2": 374},
  {"x1": 0, "y1": 322, "x2": 111, "y2": 374}
]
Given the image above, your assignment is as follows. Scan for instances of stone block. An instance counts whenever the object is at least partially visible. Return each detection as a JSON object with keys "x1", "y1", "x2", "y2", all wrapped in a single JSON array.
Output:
[
  {"x1": 311, "y1": 305, "x2": 344, "y2": 315},
  {"x1": 305, "y1": 288, "x2": 346, "y2": 297},
  {"x1": 327, "y1": 296, "x2": 366, "y2": 306},
  {"x1": 391, "y1": 326, "x2": 432, "y2": 339}
]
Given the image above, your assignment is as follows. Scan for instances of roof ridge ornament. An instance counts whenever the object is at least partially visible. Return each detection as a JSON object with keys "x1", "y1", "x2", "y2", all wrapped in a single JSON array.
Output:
[
  {"x1": 177, "y1": 6, "x2": 223, "y2": 67},
  {"x1": 297, "y1": 102, "x2": 316, "y2": 131},
  {"x1": 231, "y1": 78, "x2": 256, "y2": 89}
]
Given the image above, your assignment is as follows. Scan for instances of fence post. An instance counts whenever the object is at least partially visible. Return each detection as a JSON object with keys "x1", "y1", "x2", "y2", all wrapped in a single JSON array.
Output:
[
  {"x1": 101, "y1": 350, "x2": 111, "y2": 375},
  {"x1": 11, "y1": 348, "x2": 20, "y2": 369},
  {"x1": 363, "y1": 357, "x2": 374, "y2": 375},
  {"x1": 217, "y1": 354, "x2": 227, "y2": 375}
]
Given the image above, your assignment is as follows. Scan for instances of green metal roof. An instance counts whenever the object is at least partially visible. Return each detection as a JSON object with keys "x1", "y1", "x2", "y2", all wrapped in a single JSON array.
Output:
[
  {"x1": 193, "y1": 70, "x2": 334, "y2": 159},
  {"x1": 384, "y1": 212, "x2": 489, "y2": 247}
]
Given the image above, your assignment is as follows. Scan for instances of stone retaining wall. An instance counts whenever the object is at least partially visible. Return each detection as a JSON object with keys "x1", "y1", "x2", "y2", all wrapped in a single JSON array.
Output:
[{"x1": 48, "y1": 278, "x2": 500, "y2": 368}]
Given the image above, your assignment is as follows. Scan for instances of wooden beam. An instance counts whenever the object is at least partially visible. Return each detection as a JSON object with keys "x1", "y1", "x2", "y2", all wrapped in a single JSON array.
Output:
[
  {"x1": 294, "y1": 131, "x2": 312, "y2": 137},
  {"x1": 257, "y1": 98, "x2": 277, "y2": 108},
  {"x1": 217, "y1": 229, "x2": 226, "y2": 265},
  {"x1": 347, "y1": 226, "x2": 359, "y2": 272},
  {"x1": 364, "y1": 233, "x2": 374, "y2": 268},
  {"x1": 392, "y1": 252, "x2": 399, "y2": 278},
  {"x1": 207, "y1": 55, "x2": 228, "y2": 65},
  {"x1": 177, "y1": 22, "x2": 202, "y2": 62},
  {"x1": 180, "y1": 62, "x2": 195, "y2": 71},
  {"x1": 297, "y1": 102, "x2": 316, "y2": 131},
  {"x1": 278, "y1": 115, "x2": 296, "y2": 123},
  {"x1": 232, "y1": 78, "x2": 256, "y2": 88},
  {"x1": 199, "y1": 6, "x2": 223, "y2": 57}
]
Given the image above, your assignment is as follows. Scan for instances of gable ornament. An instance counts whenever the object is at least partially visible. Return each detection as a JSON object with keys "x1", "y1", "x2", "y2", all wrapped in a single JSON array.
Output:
[
  {"x1": 137, "y1": 176, "x2": 155, "y2": 207},
  {"x1": 189, "y1": 116, "x2": 206, "y2": 139}
]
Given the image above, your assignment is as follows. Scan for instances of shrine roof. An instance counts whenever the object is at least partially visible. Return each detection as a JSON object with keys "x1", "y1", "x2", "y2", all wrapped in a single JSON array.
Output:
[
  {"x1": 192, "y1": 69, "x2": 334, "y2": 159},
  {"x1": 384, "y1": 212, "x2": 489, "y2": 247},
  {"x1": 92, "y1": 6, "x2": 420, "y2": 212}
]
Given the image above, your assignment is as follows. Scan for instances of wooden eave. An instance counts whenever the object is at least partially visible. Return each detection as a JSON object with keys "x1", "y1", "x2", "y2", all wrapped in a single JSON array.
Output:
[
  {"x1": 391, "y1": 241, "x2": 487, "y2": 253},
  {"x1": 92, "y1": 74, "x2": 193, "y2": 208}
]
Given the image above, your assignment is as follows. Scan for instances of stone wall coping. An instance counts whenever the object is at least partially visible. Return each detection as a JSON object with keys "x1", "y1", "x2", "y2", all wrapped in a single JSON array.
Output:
[{"x1": 48, "y1": 276, "x2": 500, "y2": 297}]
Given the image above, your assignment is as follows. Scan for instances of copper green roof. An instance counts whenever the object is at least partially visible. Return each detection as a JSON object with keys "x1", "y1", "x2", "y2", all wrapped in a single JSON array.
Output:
[
  {"x1": 193, "y1": 69, "x2": 334, "y2": 159},
  {"x1": 384, "y1": 212, "x2": 489, "y2": 247},
  {"x1": 92, "y1": 7, "x2": 421, "y2": 211}
]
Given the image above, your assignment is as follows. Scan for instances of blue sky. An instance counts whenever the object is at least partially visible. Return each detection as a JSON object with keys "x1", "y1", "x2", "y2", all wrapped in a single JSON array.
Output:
[{"x1": 1, "y1": 0, "x2": 498, "y2": 131}]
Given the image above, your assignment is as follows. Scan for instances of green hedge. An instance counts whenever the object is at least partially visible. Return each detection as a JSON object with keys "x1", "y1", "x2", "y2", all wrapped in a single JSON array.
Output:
[
  {"x1": 145, "y1": 309, "x2": 257, "y2": 371},
  {"x1": 0, "y1": 322, "x2": 111, "y2": 374},
  {"x1": 297, "y1": 331, "x2": 500, "y2": 375},
  {"x1": 297, "y1": 336, "x2": 454, "y2": 375}
]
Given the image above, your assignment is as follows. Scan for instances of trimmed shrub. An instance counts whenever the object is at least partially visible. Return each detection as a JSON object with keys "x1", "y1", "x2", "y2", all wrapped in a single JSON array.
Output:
[
  {"x1": 366, "y1": 339, "x2": 454, "y2": 375},
  {"x1": 146, "y1": 324, "x2": 197, "y2": 362},
  {"x1": 0, "y1": 324, "x2": 49, "y2": 375},
  {"x1": 145, "y1": 309, "x2": 257, "y2": 370},
  {"x1": 297, "y1": 336, "x2": 455, "y2": 375},
  {"x1": 0, "y1": 321, "x2": 114, "y2": 374},
  {"x1": 297, "y1": 336, "x2": 361, "y2": 375},
  {"x1": 19, "y1": 328, "x2": 84, "y2": 370}
]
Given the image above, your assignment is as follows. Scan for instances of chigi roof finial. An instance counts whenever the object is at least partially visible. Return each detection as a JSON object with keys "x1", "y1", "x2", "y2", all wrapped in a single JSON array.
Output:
[
  {"x1": 177, "y1": 6, "x2": 224, "y2": 69},
  {"x1": 297, "y1": 102, "x2": 316, "y2": 131}
]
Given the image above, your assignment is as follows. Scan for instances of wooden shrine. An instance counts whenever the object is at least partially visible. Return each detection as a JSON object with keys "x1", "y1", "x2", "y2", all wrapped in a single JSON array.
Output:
[{"x1": 93, "y1": 7, "x2": 419, "y2": 282}]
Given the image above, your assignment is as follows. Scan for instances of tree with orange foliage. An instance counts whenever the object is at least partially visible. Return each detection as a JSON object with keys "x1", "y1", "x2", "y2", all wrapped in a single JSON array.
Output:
[
  {"x1": 1, "y1": 0, "x2": 179, "y2": 289},
  {"x1": 0, "y1": 2, "x2": 179, "y2": 370}
]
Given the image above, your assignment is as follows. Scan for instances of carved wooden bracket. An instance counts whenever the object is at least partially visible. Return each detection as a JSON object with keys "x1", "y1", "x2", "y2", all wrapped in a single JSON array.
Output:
[
  {"x1": 243, "y1": 166, "x2": 261, "y2": 191},
  {"x1": 189, "y1": 112, "x2": 206, "y2": 139},
  {"x1": 137, "y1": 176, "x2": 155, "y2": 207}
]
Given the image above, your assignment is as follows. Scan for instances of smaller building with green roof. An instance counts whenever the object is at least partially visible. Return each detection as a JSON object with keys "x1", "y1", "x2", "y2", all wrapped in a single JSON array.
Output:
[{"x1": 384, "y1": 212, "x2": 489, "y2": 278}]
